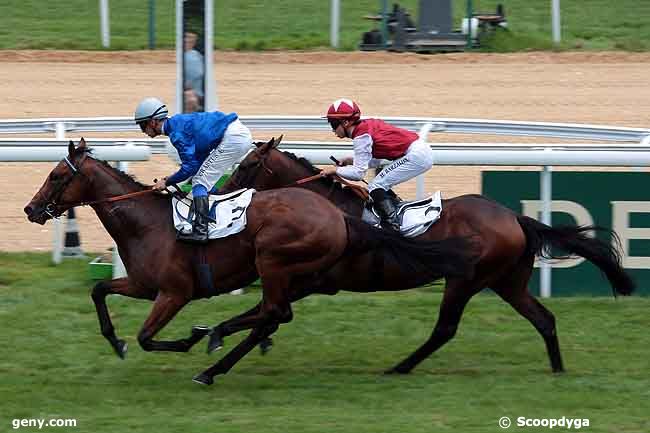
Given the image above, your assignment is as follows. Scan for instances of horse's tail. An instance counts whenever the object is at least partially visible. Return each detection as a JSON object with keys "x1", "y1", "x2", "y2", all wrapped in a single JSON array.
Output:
[
  {"x1": 516, "y1": 215, "x2": 635, "y2": 296},
  {"x1": 344, "y1": 216, "x2": 476, "y2": 283}
]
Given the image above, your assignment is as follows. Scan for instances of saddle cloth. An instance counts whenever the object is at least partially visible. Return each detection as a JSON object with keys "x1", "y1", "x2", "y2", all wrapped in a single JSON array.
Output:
[
  {"x1": 362, "y1": 191, "x2": 443, "y2": 238},
  {"x1": 172, "y1": 188, "x2": 255, "y2": 240}
]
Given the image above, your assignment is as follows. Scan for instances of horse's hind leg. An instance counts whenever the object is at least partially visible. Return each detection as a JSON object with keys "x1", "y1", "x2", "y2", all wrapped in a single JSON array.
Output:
[
  {"x1": 492, "y1": 258, "x2": 564, "y2": 373},
  {"x1": 91, "y1": 278, "x2": 156, "y2": 359},
  {"x1": 194, "y1": 324, "x2": 279, "y2": 386},
  {"x1": 207, "y1": 287, "x2": 314, "y2": 354},
  {"x1": 206, "y1": 302, "x2": 263, "y2": 353},
  {"x1": 386, "y1": 279, "x2": 475, "y2": 374}
]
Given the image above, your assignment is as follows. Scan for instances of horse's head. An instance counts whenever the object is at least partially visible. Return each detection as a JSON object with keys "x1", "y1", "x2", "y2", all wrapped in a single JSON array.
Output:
[
  {"x1": 223, "y1": 135, "x2": 302, "y2": 192},
  {"x1": 24, "y1": 138, "x2": 93, "y2": 225}
]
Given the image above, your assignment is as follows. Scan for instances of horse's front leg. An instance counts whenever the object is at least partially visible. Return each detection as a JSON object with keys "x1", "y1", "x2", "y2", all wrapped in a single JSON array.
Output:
[
  {"x1": 91, "y1": 278, "x2": 156, "y2": 359},
  {"x1": 136, "y1": 292, "x2": 209, "y2": 352}
]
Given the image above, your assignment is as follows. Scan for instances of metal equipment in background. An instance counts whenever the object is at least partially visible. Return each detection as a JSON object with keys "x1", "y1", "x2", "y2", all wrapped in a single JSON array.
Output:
[{"x1": 360, "y1": 1, "x2": 507, "y2": 53}]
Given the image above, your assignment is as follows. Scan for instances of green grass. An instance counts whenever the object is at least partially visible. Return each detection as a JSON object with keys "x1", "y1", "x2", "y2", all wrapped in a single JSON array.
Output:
[
  {"x1": 1, "y1": 252, "x2": 649, "y2": 432},
  {"x1": 1, "y1": 1, "x2": 650, "y2": 51}
]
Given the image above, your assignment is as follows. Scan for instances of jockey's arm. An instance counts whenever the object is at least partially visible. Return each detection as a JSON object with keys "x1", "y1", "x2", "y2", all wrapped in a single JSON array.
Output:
[
  {"x1": 335, "y1": 134, "x2": 372, "y2": 181},
  {"x1": 166, "y1": 141, "x2": 199, "y2": 185}
]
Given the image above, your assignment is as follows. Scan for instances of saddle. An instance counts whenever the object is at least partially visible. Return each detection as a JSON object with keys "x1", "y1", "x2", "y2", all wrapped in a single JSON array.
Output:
[
  {"x1": 171, "y1": 188, "x2": 256, "y2": 240},
  {"x1": 363, "y1": 191, "x2": 442, "y2": 238}
]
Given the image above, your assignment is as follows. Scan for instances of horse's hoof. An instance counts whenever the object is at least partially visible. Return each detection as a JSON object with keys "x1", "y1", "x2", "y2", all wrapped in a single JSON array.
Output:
[
  {"x1": 114, "y1": 340, "x2": 128, "y2": 359},
  {"x1": 260, "y1": 337, "x2": 273, "y2": 355},
  {"x1": 207, "y1": 331, "x2": 224, "y2": 354},
  {"x1": 191, "y1": 325, "x2": 211, "y2": 339},
  {"x1": 192, "y1": 373, "x2": 214, "y2": 386}
]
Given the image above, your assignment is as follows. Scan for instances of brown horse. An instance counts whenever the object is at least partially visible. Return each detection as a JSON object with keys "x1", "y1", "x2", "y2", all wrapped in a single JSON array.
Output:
[
  {"x1": 24, "y1": 138, "x2": 475, "y2": 385},
  {"x1": 219, "y1": 137, "x2": 636, "y2": 375}
]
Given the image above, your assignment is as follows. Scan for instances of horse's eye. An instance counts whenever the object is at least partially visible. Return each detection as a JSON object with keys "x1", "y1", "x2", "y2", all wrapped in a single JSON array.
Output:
[{"x1": 49, "y1": 172, "x2": 62, "y2": 181}]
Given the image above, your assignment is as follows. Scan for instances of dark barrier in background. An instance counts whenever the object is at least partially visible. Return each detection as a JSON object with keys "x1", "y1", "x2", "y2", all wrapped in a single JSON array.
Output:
[{"x1": 482, "y1": 171, "x2": 649, "y2": 296}]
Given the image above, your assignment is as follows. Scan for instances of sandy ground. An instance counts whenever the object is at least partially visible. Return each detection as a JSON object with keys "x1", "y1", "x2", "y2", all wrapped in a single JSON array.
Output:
[{"x1": 2, "y1": 50, "x2": 650, "y2": 252}]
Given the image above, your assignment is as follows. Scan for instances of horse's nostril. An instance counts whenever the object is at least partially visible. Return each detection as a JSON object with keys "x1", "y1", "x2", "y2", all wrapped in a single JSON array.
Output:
[{"x1": 24, "y1": 205, "x2": 33, "y2": 216}]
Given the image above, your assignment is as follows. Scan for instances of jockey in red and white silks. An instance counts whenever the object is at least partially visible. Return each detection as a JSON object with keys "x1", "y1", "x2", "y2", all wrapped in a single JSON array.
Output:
[{"x1": 321, "y1": 98, "x2": 434, "y2": 231}]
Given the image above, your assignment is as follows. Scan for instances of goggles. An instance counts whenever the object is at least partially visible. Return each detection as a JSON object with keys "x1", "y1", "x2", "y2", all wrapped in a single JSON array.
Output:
[{"x1": 328, "y1": 119, "x2": 341, "y2": 131}]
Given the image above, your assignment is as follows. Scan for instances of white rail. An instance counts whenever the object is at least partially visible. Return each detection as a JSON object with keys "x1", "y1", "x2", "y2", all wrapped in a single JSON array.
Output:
[
  {"x1": 3, "y1": 139, "x2": 650, "y2": 158},
  {"x1": 1, "y1": 116, "x2": 649, "y2": 142},
  {"x1": 0, "y1": 145, "x2": 150, "y2": 162}
]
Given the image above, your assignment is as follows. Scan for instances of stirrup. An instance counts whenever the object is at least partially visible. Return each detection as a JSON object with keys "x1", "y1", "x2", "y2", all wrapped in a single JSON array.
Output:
[{"x1": 177, "y1": 228, "x2": 208, "y2": 244}]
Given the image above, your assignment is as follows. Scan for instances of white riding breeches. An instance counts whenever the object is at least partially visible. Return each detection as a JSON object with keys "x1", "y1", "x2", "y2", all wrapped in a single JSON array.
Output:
[
  {"x1": 192, "y1": 119, "x2": 253, "y2": 190},
  {"x1": 367, "y1": 140, "x2": 434, "y2": 192}
]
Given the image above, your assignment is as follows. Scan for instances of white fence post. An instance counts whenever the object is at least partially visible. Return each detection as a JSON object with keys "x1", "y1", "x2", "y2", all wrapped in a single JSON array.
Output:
[
  {"x1": 52, "y1": 122, "x2": 66, "y2": 264},
  {"x1": 330, "y1": 0, "x2": 340, "y2": 48},
  {"x1": 551, "y1": 0, "x2": 561, "y2": 43},
  {"x1": 99, "y1": 0, "x2": 111, "y2": 48},
  {"x1": 416, "y1": 123, "x2": 434, "y2": 199},
  {"x1": 540, "y1": 165, "x2": 553, "y2": 298},
  {"x1": 112, "y1": 161, "x2": 128, "y2": 278}
]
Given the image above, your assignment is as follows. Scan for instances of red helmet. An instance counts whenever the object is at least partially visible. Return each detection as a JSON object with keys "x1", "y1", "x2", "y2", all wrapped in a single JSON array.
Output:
[{"x1": 325, "y1": 99, "x2": 361, "y2": 122}]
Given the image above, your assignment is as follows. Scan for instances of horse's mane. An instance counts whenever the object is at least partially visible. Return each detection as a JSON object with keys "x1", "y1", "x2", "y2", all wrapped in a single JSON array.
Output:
[
  {"x1": 74, "y1": 146, "x2": 148, "y2": 189},
  {"x1": 281, "y1": 150, "x2": 349, "y2": 195}
]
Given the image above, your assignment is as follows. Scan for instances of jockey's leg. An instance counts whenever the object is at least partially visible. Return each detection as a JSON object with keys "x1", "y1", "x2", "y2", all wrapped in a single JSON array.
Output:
[
  {"x1": 369, "y1": 188, "x2": 400, "y2": 232},
  {"x1": 368, "y1": 140, "x2": 434, "y2": 231},
  {"x1": 178, "y1": 119, "x2": 253, "y2": 244},
  {"x1": 176, "y1": 185, "x2": 209, "y2": 243}
]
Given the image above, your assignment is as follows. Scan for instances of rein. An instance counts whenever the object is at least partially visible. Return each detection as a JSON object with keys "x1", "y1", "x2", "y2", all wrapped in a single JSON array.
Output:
[
  {"x1": 229, "y1": 147, "x2": 369, "y2": 201},
  {"x1": 76, "y1": 188, "x2": 156, "y2": 207},
  {"x1": 291, "y1": 173, "x2": 369, "y2": 201}
]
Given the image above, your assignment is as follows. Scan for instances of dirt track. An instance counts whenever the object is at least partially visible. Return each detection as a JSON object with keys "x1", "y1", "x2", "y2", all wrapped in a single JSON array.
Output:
[{"x1": 2, "y1": 50, "x2": 650, "y2": 252}]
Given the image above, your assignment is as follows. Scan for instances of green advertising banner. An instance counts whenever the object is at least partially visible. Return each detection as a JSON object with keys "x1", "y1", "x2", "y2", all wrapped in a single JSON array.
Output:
[{"x1": 482, "y1": 171, "x2": 650, "y2": 296}]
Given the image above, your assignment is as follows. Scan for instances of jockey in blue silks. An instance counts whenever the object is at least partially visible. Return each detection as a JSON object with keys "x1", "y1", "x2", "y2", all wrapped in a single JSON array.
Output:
[{"x1": 134, "y1": 97, "x2": 253, "y2": 244}]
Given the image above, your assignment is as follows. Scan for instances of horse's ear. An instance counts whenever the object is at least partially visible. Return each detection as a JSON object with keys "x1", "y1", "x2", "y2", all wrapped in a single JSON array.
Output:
[
  {"x1": 79, "y1": 137, "x2": 87, "y2": 149},
  {"x1": 68, "y1": 140, "x2": 75, "y2": 156},
  {"x1": 258, "y1": 137, "x2": 274, "y2": 153},
  {"x1": 272, "y1": 134, "x2": 283, "y2": 149},
  {"x1": 254, "y1": 141, "x2": 265, "y2": 148}
]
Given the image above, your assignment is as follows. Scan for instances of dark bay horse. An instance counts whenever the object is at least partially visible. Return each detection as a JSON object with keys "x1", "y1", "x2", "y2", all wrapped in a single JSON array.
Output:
[
  {"x1": 219, "y1": 137, "x2": 636, "y2": 375},
  {"x1": 24, "y1": 138, "x2": 475, "y2": 384}
]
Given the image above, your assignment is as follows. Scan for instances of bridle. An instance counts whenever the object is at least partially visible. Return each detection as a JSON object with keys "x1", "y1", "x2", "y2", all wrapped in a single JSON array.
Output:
[
  {"x1": 227, "y1": 148, "x2": 274, "y2": 190},
  {"x1": 43, "y1": 154, "x2": 155, "y2": 219},
  {"x1": 43, "y1": 155, "x2": 87, "y2": 219}
]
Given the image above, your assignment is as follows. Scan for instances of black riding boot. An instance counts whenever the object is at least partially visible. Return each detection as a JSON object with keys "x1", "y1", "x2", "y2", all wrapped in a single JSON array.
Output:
[
  {"x1": 177, "y1": 196, "x2": 210, "y2": 244},
  {"x1": 370, "y1": 189, "x2": 400, "y2": 232}
]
